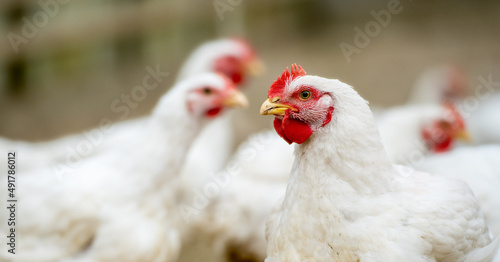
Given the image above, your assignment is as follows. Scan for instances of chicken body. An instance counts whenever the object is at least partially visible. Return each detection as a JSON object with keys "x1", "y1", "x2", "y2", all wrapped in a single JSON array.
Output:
[
  {"x1": 267, "y1": 165, "x2": 492, "y2": 262},
  {"x1": 414, "y1": 144, "x2": 500, "y2": 237}
]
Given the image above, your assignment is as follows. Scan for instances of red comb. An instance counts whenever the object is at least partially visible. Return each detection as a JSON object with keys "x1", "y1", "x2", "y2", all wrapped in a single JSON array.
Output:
[
  {"x1": 268, "y1": 64, "x2": 306, "y2": 98},
  {"x1": 231, "y1": 37, "x2": 256, "y2": 59}
]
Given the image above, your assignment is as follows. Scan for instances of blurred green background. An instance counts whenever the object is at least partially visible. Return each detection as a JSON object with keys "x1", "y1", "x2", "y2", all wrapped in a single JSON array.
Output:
[{"x1": 1, "y1": 0, "x2": 499, "y2": 146}]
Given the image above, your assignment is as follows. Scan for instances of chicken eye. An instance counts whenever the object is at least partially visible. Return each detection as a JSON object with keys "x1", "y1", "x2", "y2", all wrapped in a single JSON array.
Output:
[
  {"x1": 299, "y1": 90, "x2": 311, "y2": 101},
  {"x1": 202, "y1": 87, "x2": 213, "y2": 95}
]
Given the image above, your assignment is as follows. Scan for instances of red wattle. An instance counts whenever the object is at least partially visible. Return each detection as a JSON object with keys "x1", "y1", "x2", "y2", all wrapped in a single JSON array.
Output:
[
  {"x1": 206, "y1": 107, "x2": 222, "y2": 118},
  {"x1": 421, "y1": 128, "x2": 453, "y2": 153},
  {"x1": 273, "y1": 112, "x2": 313, "y2": 144},
  {"x1": 274, "y1": 117, "x2": 292, "y2": 144},
  {"x1": 433, "y1": 137, "x2": 453, "y2": 153},
  {"x1": 230, "y1": 72, "x2": 243, "y2": 85},
  {"x1": 282, "y1": 115, "x2": 313, "y2": 144}
]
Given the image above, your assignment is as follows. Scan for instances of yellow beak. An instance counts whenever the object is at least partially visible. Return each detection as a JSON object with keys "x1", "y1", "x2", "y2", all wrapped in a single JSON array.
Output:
[
  {"x1": 260, "y1": 98, "x2": 295, "y2": 116},
  {"x1": 245, "y1": 58, "x2": 265, "y2": 76},
  {"x1": 455, "y1": 129, "x2": 472, "y2": 142},
  {"x1": 223, "y1": 89, "x2": 249, "y2": 108}
]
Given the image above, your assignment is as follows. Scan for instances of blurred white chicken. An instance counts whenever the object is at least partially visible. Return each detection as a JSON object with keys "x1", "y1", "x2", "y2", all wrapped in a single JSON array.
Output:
[
  {"x1": 0, "y1": 73, "x2": 248, "y2": 262},
  {"x1": 377, "y1": 104, "x2": 500, "y2": 238},
  {"x1": 187, "y1": 129, "x2": 291, "y2": 261},
  {"x1": 376, "y1": 102, "x2": 470, "y2": 164},
  {"x1": 407, "y1": 64, "x2": 500, "y2": 145},
  {"x1": 1, "y1": 37, "x2": 261, "y2": 262},
  {"x1": 398, "y1": 66, "x2": 500, "y2": 236},
  {"x1": 260, "y1": 65, "x2": 498, "y2": 261},
  {"x1": 413, "y1": 144, "x2": 500, "y2": 237},
  {"x1": 0, "y1": 37, "x2": 261, "y2": 175},
  {"x1": 170, "y1": 38, "x2": 265, "y2": 253},
  {"x1": 175, "y1": 38, "x2": 262, "y2": 203}
]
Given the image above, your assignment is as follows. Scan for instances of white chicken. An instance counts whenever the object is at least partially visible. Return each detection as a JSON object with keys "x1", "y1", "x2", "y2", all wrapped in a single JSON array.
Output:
[
  {"x1": 0, "y1": 73, "x2": 248, "y2": 262},
  {"x1": 175, "y1": 37, "x2": 262, "y2": 202},
  {"x1": 407, "y1": 65, "x2": 500, "y2": 145},
  {"x1": 170, "y1": 38, "x2": 264, "y2": 253},
  {"x1": 376, "y1": 102, "x2": 470, "y2": 165},
  {"x1": 377, "y1": 104, "x2": 500, "y2": 238},
  {"x1": 260, "y1": 64, "x2": 498, "y2": 261},
  {"x1": 0, "y1": 37, "x2": 261, "y2": 175},
  {"x1": 185, "y1": 84, "x2": 468, "y2": 261},
  {"x1": 191, "y1": 96, "x2": 473, "y2": 261},
  {"x1": 179, "y1": 37, "x2": 262, "y2": 169}
]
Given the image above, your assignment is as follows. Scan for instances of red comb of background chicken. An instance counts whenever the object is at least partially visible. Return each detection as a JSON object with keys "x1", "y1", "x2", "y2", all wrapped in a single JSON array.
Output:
[
  {"x1": 231, "y1": 37, "x2": 257, "y2": 60},
  {"x1": 268, "y1": 64, "x2": 306, "y2": 98},
  {"x1": 443, "y1": 102, "x2": 465, "y2": 129}
]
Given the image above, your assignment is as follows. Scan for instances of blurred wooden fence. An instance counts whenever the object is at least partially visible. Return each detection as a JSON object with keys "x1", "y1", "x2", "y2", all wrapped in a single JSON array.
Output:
[{"x1": 0, "y1": 0, "x2": 243, "y2": 95}]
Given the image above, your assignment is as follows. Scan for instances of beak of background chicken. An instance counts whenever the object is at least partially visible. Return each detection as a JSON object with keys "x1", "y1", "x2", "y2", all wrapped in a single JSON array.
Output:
[
  {"x1": 260, "y1": 99, "x2": 295, "y2": 116},
  {"x1": 246, "y1": 59, "x2": 265, "y2": 76},
  {"x1": 455, "y1": 129, "x2": 472, "y2": 142},
  {"x1": 223, "y1": 89, "x2": 249, "y2": 108}
]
